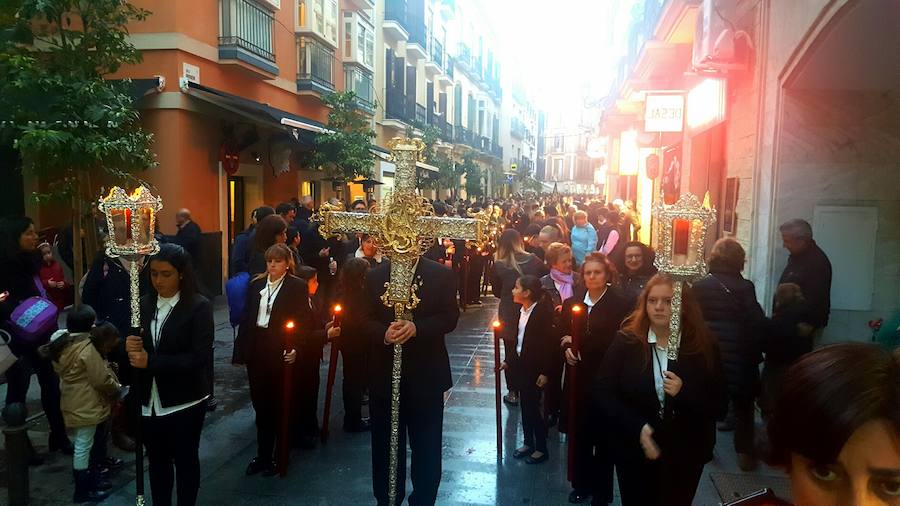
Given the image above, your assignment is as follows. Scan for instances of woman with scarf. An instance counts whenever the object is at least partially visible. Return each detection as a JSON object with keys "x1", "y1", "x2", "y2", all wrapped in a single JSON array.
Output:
[
  {"x1": 540, "y1": 242, "x2": 576, "y2": 427},
  {"x1": 491, "y1": 229, "x2": 547, "y2": 406}
]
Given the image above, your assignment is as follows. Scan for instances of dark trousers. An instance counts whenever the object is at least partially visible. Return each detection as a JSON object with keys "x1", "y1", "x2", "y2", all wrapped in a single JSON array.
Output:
[
  {"x1": 543, "y1": 361, "x2": 563, "y2": 421},
  {"x1": 143, "y1": 402, "x2": 206, "y2": 506},
  {"x1": 294, "y1": 346, "x2": 321, "y2": 438},
  {"x1": 616, "y1": 454, "x2": 705, "y2": 506},
  {"x1": 732, "y1": 394, "x2": 756, "y2": 455},
  {"x1": 341, "y1": 350, "x2": 367, "y2": 426},
  {"x1": 371, "y1": 393, "x2": 443, "y2": 506},
  {"x1": 247, "y1": 359, "x2": 283, "y2": 461},
  {"x1": 502, "y1": 339, "x2": 516, "y2": 393},
  {"x1": 518, "y1": 378, "x2": 547, "y2": 453},
  {"x1": 466, "y1": 256, "x2": 484, "y2": 303},
  {"x1": 4, "y1": 347, "x2": 66, "y2": 437},
  {"x1": 569, "y1": 382, "x2": 613, "y2": 503}
]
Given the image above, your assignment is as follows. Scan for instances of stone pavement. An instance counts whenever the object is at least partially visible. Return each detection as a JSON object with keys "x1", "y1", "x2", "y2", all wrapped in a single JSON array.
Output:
[{"x1": 0, "y1": 297, "x2": 791, "y2": 505}]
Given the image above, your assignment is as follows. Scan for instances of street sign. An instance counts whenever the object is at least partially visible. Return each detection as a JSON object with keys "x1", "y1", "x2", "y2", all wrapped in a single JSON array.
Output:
[{"x1": 644, "y1": 93, "x2": 685, "y2": 133}]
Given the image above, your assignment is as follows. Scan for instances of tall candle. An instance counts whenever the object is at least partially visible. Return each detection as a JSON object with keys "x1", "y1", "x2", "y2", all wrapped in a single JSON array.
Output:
[
  {"x1": 333, "y1": 304, "x2": 342, "y2": 327},
  {"x1": 571, "y1": 304, "x2": 584, "y2": 351}
]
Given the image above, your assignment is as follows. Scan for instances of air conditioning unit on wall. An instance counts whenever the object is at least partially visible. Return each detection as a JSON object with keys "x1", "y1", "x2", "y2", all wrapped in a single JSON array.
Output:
[{"x1": 692, "y1": 0, "x2": 751, "y2": 73}]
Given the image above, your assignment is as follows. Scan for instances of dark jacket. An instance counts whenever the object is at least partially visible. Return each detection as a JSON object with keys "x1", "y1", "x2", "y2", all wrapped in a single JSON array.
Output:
[
  {"x1": 777, "y1": 241, "x2": 832, "y2": 328},
  {"x1": 507, "y1": 298, "x2": 557, "y2": 389},
  {"x1": 692, "y1": 271, "x2": 767, "y2": 396},
  {"x1": 491, "y1": 253, "x2": 547, "y2": 340},
  {"x1": 363, "y1": 258, "x2": 459, "y2": 399},
  {"x1": 619, "y1": 268, "x2": 657, "y2": 310},
  {"x1": 82, "y1": 255, "x2": 151, "y2": 336},
  {"x1": 172, "y1": 220, "x2": 202, "y2": 261},
  {"x1": 230, "y1": 227, "x2": 254, "y2": 276},
  {"x1": 232, "y1": 275, "x2": 314, "y2": 366},
  {"x1": 593, "y1": 332, "x2": 725, "y2": 466},
  {"x1": 761, "y1": 302, "x2": 814, "y2": 366},
  {"x1": 135, "y1": 293, "x2": 214, "y2": 408},
  {"x1": 558, "y1": 287, "x2": 631, "y2": 378},
  {"x1": 334, "y1": 284, "x2": 371, "y2": 355}
]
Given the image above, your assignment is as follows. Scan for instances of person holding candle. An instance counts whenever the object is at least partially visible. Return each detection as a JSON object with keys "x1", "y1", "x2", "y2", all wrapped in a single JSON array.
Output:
[
  {"x1": 292, "y1": 265, "x2": 332, "y2": 448},
  {"x1": 540, "y1": 242, "x2": 577, "y2": 428},
  {"x1": 501, "y1": 274, "x2": 556, "y2": 464},
  {"x1": 559, "y1": 252, "x2": 630, "y2": 505},
  {"x1": 333, "y1": 257, "x2": 372, "y2": 432},
  {"x1": 594, "y1": 274, "x2": 725, "y2": 506},
  {"x1": 125, "y1": 243, "x2": 214, "y2": 505},
  {"x1": 492, "y1": 229, "x2": 547, "y2": 406},
  {"x1": 232, "y1": 243, "x2": 312, "y2": 476}
]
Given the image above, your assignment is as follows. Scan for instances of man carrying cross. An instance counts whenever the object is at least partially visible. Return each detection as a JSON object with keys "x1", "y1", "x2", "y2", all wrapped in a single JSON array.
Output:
[{"x1": 316, "y1": 137, "x2": 486, "y2": 506}]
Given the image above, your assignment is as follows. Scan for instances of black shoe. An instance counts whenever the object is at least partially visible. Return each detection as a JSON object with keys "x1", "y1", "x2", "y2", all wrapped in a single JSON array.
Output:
[
  {"x1": 246, "y1": 457, "x2": 275, "y2": 476},
  {"x1": 49, "y1": 432, "x2": 74, "y2": 455},
  {"x1": 100, "y1": 456, "x2": 124, "y2": 470},
  {"x1": 90, "y1": 469, "x2": 112, "y2": 491},
  {"x1": 73, "y1": 469, "x2": 110, "y2": 503},
  {"x1": 568, "y1": 490, "x2": 590, "y2": 503},
  {"x1": 344, "y1": 418, "x2": 372, "y2": 432},
  {"x1": 206, "y1": 396, "x2": 218, "y2": 412},
  {"x1": 261, "y1": 461, "x2": 279, "y2": 477},
  {"x1": 503, "y1": 392, "x2": 519, "y2": 405},
  {"x1": 525, "y1": 451, "x2": 548, "y2": 464},
  {"x1": 513, "y1": 446, "x2": 533, "y2": 459}
]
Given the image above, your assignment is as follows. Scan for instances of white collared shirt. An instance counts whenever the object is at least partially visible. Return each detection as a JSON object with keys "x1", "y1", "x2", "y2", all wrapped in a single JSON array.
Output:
[
  {"x1": 142, "y1": 292, "x2": 208, "y2": 417},
  {"x1": 582, "y1": 288, "x2": 607, "y2": 314},
  {"x1": 355, "y1": 247, "x2": 383, "y2": 264},
  {"x1": 516, "y1": 302, "x2": 536, "y2": 354},
  {"x1": 256, "y1": 273, "x2": 286, "y2": 328},
  {"x1": 647, "y1": 328, "x2": 670, "y2": 407}
]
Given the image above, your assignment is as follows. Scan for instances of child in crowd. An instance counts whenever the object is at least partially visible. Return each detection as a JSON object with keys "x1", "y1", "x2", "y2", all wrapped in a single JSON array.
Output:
[
  {"x1": 42, "y1": 305, "x2": 122, "y2": 503},
  {"x1": 38, "y1": 241, "x2": 70, "y2": 311},
  {"x1": 760, "y1": 283, "x2": 814, "y2": 420}
]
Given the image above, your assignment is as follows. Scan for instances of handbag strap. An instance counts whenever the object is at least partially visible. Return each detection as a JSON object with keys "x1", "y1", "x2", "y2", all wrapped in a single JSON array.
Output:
[{"x1": 32, "y1": 275, "x2": 47, "y2": 298}]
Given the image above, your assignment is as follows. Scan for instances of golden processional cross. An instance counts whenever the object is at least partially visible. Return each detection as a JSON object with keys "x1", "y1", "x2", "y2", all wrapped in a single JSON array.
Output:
[{"x1": 317, "y1": 137, "x2": 488, "y2": 504}]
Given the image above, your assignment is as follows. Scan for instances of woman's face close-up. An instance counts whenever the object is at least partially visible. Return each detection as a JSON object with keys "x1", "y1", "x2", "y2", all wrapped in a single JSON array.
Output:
[
  {"x1": 19, "y1": 224, "x2": 38, "y2": 252},
  {"x1": 150, "y1": 260, "x2": 180, "y2": 298},
  {"x1": 582, "y1": 260, "x2": 608, "y2": 291},
  {"x1": 624, "y1": 246, "x2": 644, "y2": 274},
  {"x1": 267, "y1": 257, "x2": 289, "y2": 279},
  {"x1": 646, "y1": 283, "x2": 673, "y2": 328},
  {"x1": 789, "y1": 419, "x2": 900, "y2": 506},
  {"x1": 553, "y1": 253, "x2": 573, "y2": 275}
]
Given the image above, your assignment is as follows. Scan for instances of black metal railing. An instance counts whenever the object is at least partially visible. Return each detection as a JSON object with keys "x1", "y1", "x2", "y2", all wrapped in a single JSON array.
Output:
[
  {"x1": 385, "y1": 89, "x2": 409, "y2": 122},
  {"x1": 298, "y1": 37, "x2": 334, "y2": 90},
  {"x1": 344, "y1": 65, "x2": 374, "y2": 110},
  {"x1": 511, "y1": 118, "x2": 526, "y2": 139},
  {"x1": 415, "y1": 103, "x2": 427, "y2": 124},
  {"x1": 430, "y1": 38, "x2": 444, "y2": 69},
  {"x1": 219, "y1": 0, "x2": 275, "y2": 62}
]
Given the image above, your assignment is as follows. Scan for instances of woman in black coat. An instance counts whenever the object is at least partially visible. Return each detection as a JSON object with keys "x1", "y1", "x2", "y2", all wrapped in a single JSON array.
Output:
[
  {"x1": 333, "y1": 257, "x2": 372, "y2": 432},
  {"x1": 292, "y1": 265, "x2": 332, "y2": 448},
  {"x1": 615, "y1": 241, "x2": 657, "y2": 310},
  {"x1": 125, "y1": 244, "x2": 214, "y2": 506},
  {"x1": 0, "y1": 216, "x2": 71, "y2": 455},
  {"x1": 233, "y1": 244, "x2": 313, "y2": 475},
  {"x1": 501, "y1": 275, "x2": 556, "y2": 464},
  {"x1": 691, "y1": 238, "x2": 767, "y2": 471},
  {"x1": 491, "y1": 229, "x2": 547, "y2": 405},
  {"x1": 594, "y1": 274, "x2": 725, "y2": 506},
  {"x1": 559, "y1": 252, "x2": 631, "y2": 505}
]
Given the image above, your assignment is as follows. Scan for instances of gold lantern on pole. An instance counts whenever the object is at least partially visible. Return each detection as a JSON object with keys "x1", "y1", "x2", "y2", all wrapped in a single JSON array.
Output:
[
  {"x1": 652, "y1": 192, "x2": 716, "y2": 359},
  {"x1": 98, "y1": 185, "x2": 162, "y2": 506}
]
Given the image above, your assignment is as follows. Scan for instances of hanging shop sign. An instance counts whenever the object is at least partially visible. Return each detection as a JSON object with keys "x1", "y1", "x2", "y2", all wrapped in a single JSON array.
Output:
[
  {"x1": 687, "y1": 78, "x2": 727, "y2": 134},
  {"x1": 662, "y1": 143, "x2": 682, "y2": 205},
  {"x1": 644, "y1": 93, "x2": 685, "y2": 133}
]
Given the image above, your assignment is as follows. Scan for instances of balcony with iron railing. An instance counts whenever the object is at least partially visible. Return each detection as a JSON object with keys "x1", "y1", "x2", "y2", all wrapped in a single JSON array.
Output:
[
  {"x1": 430, "y1": 38, "x2": 444, "y2": 70},
  {"x1": 297, "y1": 37, "x2": 335, "y2": 95},
  {"x1": 219, "y1": 0, "x2": 278, "y2": 75},
  {"x1": 415, "y1": 103, "x2": 427, "y2": 125},
  {"x1": 344, "y1": 65, "x2": 375, "y2": 114},
  {"x1": 511, "y1": 118, "x2": 527, "y2": 139}
]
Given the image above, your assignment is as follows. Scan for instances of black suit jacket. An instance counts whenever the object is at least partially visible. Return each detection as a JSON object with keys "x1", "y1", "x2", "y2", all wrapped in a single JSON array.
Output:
[
  {"x1": 232, "y1": 275, "x2": 314, "y2": 366},
  {"x1": 136, "y1": 293, "x2": 214, "y2": 408},
  {"x1": 558, "y1": 288, "x2": 631, "y2": 377},
  {"x1": 364, "y1": 257, "x2": 459, "y2": 399},
  {"x1": 508, "y1": 298, "x2": 557, "y2": 388},
  {"x1": 173, "y1": 221, "x2": 202, "y2": 260},
  {"x1": 593, "y1": 331, "x2": 725, "y2": 465}
]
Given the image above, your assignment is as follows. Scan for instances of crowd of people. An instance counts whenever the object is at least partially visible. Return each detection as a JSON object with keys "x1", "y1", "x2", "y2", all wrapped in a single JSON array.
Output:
[{"x1": 0, "y1": 191, "x2": 897, "y2": 506}]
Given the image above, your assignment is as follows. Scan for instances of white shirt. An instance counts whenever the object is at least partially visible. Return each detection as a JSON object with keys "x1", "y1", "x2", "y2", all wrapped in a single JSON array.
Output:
[
  {"x1": 582, "y1": 288, "x2": 607, "y2": 314},
  {"x1": 142, "y1": 292, "x2": 208, "y2": 417},
  {"x1": 647, "y1": 328, "x2": 670, "y2": 409},
  {"x1": 256, "y1": 273, "x2": 286, "y2": 328},
  {"x1": 516, "y1": 302, "x2": 536, "y2": 354}
]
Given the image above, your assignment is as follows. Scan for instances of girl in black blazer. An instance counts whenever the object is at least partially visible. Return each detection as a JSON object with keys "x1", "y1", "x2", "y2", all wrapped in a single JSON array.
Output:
[
  {"x1": 502, "y1": 274, "x2": 556, "y2": 464},
  {"x1": 292, "y1": 265, "x2": 332, "y2": 448},
  {"x1": 126, "y1": 244, "x2": 214, "y2": 506},
  {"x1": 233, "y1": 244, "x2": 314, "y2": 475},
  {"x1": 558, "y1": 252, "x2": 631, "y2": 505},
  {"x1": 593, "y1": 274, "x2": 725, "y2": 506}
]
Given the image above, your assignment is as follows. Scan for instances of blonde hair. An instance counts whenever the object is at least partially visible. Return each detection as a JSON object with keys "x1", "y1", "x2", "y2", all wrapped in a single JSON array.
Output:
[
  {"x1": 252, "y1": 243, "x2": 296, "y2": 282},
  {"x1": 545, "y1": 242, "x2": 572, "y2": 268},
  {"x1": 495, "y1": 229, "x2": 529, "y2": 274}
]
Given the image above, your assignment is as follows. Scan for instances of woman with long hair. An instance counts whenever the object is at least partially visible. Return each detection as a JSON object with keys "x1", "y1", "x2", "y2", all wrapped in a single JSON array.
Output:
[
  {"x1": 491, "y1": 228, "x2": 546, "y2": 405},
  {"x1": 559, "y1": 252, "x2": 631, "y2": 505},
  {"x1": 125, "y1": 244, "x2": 214, "y2": 505},
  {"x1": 333, "y1": 257, "x2": 373, "y2": 432},
  {"x1": 615, "y1": 241, "x2": 658, "y2": 310},
  {"x1": 233, "y1": 244, "x2": 312, "y2": 475},
  {"x1": 502, "y1": 274, "x2": 556, "y2": 464},
  {"x1": 248, "y1": 215, "x2": 288, "y2": 277},
  {"x1": 0, "y1": 216, "x2": 72, "y2": 457},
  {"x1": 594, "y1": 274, "x2": 725, "y2": 506}
]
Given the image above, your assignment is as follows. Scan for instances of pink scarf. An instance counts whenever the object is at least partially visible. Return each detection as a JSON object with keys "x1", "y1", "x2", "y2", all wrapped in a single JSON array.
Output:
[{"x1": 549, "y1": 268, "x2": 574, "y2": 301}]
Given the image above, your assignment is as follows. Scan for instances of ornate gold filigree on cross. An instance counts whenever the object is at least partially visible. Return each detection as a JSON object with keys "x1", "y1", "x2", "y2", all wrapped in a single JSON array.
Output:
[{"x1": 317, "y1": 136, "x2": 489, "y2": 504}]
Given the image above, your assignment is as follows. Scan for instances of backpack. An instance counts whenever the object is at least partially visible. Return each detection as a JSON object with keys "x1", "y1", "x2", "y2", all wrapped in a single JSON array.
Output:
[{"x1": 225, "y1": 272, "x2": 251, "y2": 328}]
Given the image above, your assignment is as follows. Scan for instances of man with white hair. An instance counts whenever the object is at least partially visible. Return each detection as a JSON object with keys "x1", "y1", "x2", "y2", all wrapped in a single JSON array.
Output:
[
  {"x1": 171, "y1": 208, "x2": 201, "y2": 262},
  {"x1": 777, "y1": 218, "x2": 832, "y2": 332}
]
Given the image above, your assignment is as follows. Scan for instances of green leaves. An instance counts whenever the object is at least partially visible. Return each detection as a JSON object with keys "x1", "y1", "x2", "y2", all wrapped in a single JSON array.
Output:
[{"x1": 310, "y1": 91, "x2": 376, "y2": 181}]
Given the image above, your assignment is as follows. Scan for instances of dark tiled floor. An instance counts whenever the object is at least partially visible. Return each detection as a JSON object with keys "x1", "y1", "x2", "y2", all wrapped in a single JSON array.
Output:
[{"x1": 3, "y1": 297, "x2": 789, "y2": 505}]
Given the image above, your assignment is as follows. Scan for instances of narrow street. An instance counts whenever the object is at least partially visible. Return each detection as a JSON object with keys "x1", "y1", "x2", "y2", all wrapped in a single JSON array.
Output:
[{"x1": 4, "y1": 297, "x2": 791, "y2": 505}]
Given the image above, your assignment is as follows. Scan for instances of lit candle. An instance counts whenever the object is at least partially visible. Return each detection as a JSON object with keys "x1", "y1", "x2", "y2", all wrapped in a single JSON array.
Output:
[
  {"x1": 673, "y1": 219, "x2": 690, "y2": 265},
  {"x1": 571, "y1": 305, "x2": 584, "y2": 352},
  {"x1": 333, "y1": 304, "x2": 342, "y2": 327}
]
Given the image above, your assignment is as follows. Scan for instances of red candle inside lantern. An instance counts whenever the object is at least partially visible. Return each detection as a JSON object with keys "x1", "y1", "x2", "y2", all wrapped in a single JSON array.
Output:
[
  {"x1": 673, "y1": 218, "x2": 690, "y2": 255},
  {"x1": 125, "y1": 208, "x2": 132, "y2": 240}
]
